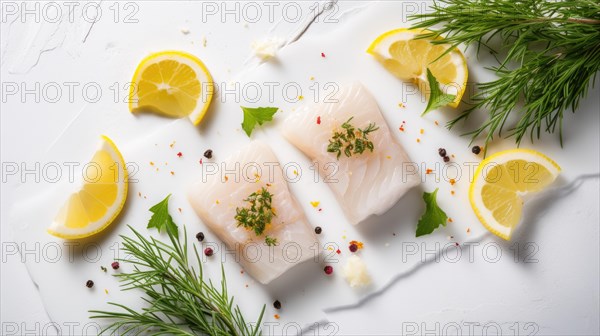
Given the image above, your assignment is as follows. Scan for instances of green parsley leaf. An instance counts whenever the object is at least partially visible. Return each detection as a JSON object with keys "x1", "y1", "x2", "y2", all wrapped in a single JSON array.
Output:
[
  {"x1": 421, "y1": 68, "x2": 456, "y2": 116},
  {"x1": 147, "y1": 194, "x2": 178, "y2": 238},
  {"x1": 416, "y1": 188, "x2": 449, "y2": 237},
  {"x1": 241, "y1": 106, "x2": 279, "y2": 137}
]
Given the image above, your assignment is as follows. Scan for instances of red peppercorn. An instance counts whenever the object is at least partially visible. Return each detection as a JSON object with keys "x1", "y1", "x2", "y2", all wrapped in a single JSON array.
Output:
[
  {"x1": 111, "y1": 261, "x2": 120, "y2": 270},
  {"x1": 349, "y1": 243, "x2": 358, "y2": 252},
  {"x1": 204, "y1": 247, "x2": 214, "y2": 257},
  {"x1": 324, "y1": 265, "x2": 333, "y2": 275}
]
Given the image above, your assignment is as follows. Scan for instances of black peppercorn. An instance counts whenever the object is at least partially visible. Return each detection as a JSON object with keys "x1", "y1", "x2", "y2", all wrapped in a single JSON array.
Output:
[
  {"x1": 273, "y1": 300, "x2": 281, "y2": 309},
  {"x1": 314, "y1": 226, "x2": 322, "y2": 234},
  {"x1": 472, "y1": 146, "x2": 481, "y2": 155},
  {"x1": 196, "y1": 232, "x2": 205, "y2": 242},
  {"x1": 443, "y1": 156, "x2": 450, "y2": 162},
  {"x1": 86, "y1": 280, "x2": 94, "y2": 288},
  {"x1": 203, "y1": 149, "x2": 213, "y2": 159},
  {"x1": 438, "y1": 148, "x2": 447, "y2": 157}
]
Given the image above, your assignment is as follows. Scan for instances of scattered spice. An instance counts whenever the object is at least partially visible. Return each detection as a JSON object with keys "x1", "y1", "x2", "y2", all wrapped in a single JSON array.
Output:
[
  {"x1": 435, "y1": 120, "x2": 439, "y2": 126},
  {"x1": 104, "y1": 289, "x2": 109, "y2": 294},
  {"x1": 467, "y1": 228, "x2": 471, "y2": 233},
  {"x1": 336, "y1": 249, "x2": 341, "y2": 254},
  {"x1": 177, "y1": 152, "x2": 183, "y2": 157},
  {"x1": 324, "y1": 265, "x2": 333, "y2": 275},
  {"x1": 420, "y1": 128, "x2": 424, "y2": 134},
  {"x1": 310, "y1": 201, "x2": 320, "y2": 208},
  {"x1": 416, "y1": 138, "x2": 421, "y2": 143},
  {"x1": 321, "y1": 52, "x2": 326, "y2": 58},
  {"x1": 86, "y1": 280, "x2": 94, "y2": 288},
  {"x1": 426, "y1": 169, "x2": 433, "y2": 174},
  {"x1": 349, "y1": 240, "x2": 364, "y2": 250},
  {"x1": 349, "y1": 243, "x2": 358, "y2": 253},
  {"x1": 399, "y1": 126, "x2": 405, "y2": 132},
  {"x1": 111, "y1": 261, "x2": 120, "y2": 270},
  {"x1": 472, "y1": 146, "x2": 481, "y2": 155},
  {"x1": 451, "y1": 190, "x2": 455, "y2": 195},
  {"x1": 199, "y1": 159, "x2": 203, "y2": 165},
  {"x1": 310, "y1": 76, "x2": 315, "y2": 80},
  {"x1": 314, "y1": 226, "x2": 322, "y2": 234},
  {"x1": 100, "y1": 266, "x2": 107, "y2": 272},
  {"x1": 273, "y1": 300, "x2": 282, "y2": 310},
  {"x1": 316, "y1": 116, "x2": 321, "y2": 125},
  {"x1": 443, "y1": 156, "x2": 450, "y2": 163},
  {"x1": 138, "y1": 192, "x2": 141, "y2": 197},
  {"x1": 178, "y1": 207, "x2": 182, "y2": 213},
  {"x1": 150, "y1": 161, "x2": 155, "y2": 166},
  {"x1": 398, "y1": 102, "x2": 405, "y2": 108},
  {"x1": 196, "y1": 232, "x2": 205, "y2": 242},
  {"x1": 448, "y1": 218, "x2": 454, "y2": 223},
  {"x1": 274, "y1": 314, "x2": 280, "y2": 320},
  {"x1": 438, "y1": 148, "x2": 447, "y2": 157},
  {"x1": 298, "y1": 95, "x2": 304, "y2": 101},
  {"x1": 169, "y1": 141, "x2": 175, "y2": 148},
  {"x1": 170, "y1": 171, "x2": 175, "y2": 175},
  {"x1": 449, "y1": 179, "x2": 456, "y2": 185},
  {"x1": 204, "y1": 149, "x2": 213, "y2": 159},
  {"x1": 204, "y1": 247, "x2": 214, "y2": 257}
]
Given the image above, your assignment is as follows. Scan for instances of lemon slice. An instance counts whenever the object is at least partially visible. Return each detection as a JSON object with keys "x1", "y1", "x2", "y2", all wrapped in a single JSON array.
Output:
[
  {"x1": 48, "y1": 136, "x2": 128, "y2": 239},
  {"x1": 469, "y1": 149, "x2": 561, "y2": 240},
  {"x1": 367, "y1": 28, "x2": 467, "y2": 107},
  {"x1": 129, "y1": 50, "x2": 214, "y2": 125}
]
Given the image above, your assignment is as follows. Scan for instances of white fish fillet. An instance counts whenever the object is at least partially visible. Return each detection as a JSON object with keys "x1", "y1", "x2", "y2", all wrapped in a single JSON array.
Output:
[
  {"x1": 282, "y1": 83, "x2": 420, "y2": 224},
  {"x1": 187, "y1": 141, "x2": 319, "y2": 284}
]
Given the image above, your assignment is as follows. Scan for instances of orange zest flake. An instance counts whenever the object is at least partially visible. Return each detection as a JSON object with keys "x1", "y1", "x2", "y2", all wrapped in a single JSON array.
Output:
[
  {"x1": 274, "y1": 314, "x2": 280, "y2": 320},
  {"x1": 416, "y1": 138, "x2": 421, "y2": 143},
  {"x1": 399, "y1": 126, "x2": 405, "y2": 132},
  {"x1": 224, "y1": 175, "x2": 229, "y2": 182},
  {"x1": 426, "y1": 168, "x2": 433, "y2": 174},
  {"x1": 449, "y1": 178, "x2": 456, "y2": 185},
  {"x1": 170, "y1": 171, "x2": 175, "y2": 175},
  {"x1": 349, "y1": 240, "x2": 364, "y2": 250},
  {"x1": 467, "y1": 227, "x2": 471, "y2": 233},
  {"x1": 420, "y1": 128, "x2": 424, "y2": 134},
  {"x1": 310, "y1": 201, "x2": 320, "y2": 208},
  {"x1": 434, "y1": 120, "x2": 439, "y2": 126},
  {"x1": 451, "y1": 190, "x2": 455, "y2": 195},
  {"x1": 448, "y1": 217, "x2": 453, "y2": 223},
  {"x1": 150, "y1": 161, "x2": 154, "y2": 166}
]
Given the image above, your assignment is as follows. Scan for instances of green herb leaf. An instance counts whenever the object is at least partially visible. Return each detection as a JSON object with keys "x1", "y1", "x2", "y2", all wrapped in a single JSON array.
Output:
[
  {"x1": 422, "y1": 68, "x2": 456, "y2": 116},
  {"x1": 265, "y1": 236, "x2": 278, "y2": 246},
  {"x1": 241, "y1": 106, "x2": 279, "y2": 137},
  {"x1": 416, "y1": 188, "x2": 449, "y2": 237},
  {"x1": 327, "y1": 117, "x2": 379, "y2": 159},
  {"x1": 235, "y1": 187, "x2": 275, "y2": 237},
  {"x1": 147, "y1": 194, "x2": 178, "y2": 238}
]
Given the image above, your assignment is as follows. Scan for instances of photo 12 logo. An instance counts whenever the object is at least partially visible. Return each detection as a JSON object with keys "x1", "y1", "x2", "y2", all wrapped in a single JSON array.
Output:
[
  {"x1": 1, "y1": 1, "x2": 139, "y2": 24},
  {"x1": 200, "y1": 1, "x2": 340, "y2": 24}
]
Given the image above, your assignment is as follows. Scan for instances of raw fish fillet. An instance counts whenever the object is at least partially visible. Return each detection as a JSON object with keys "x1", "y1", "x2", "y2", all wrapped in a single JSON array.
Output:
[
  {"x1": 282, "y1": 83, "x2": 420, "y2": 224},
  {"x1": 187, "y1": 141, "x2": 319, "y2": 284}
]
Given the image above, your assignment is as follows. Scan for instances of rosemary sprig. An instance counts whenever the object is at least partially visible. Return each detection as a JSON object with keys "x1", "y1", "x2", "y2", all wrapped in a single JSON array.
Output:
[
  {"x1": 327, "y1": 117, "x2": 379, "y2": 159},
  {"x1": 410, "y1": 0, "x2": 600, "y2": 151},
  {"x1": 235, "y1": 187, "x2": 276, "y2": 245},
  {"x1": 90, "y1": 201, "x2": 265, "y2": 336}
]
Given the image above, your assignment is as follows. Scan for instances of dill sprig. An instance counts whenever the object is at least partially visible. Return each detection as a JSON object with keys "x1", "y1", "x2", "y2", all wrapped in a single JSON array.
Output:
[
  {"x1": 235, "y1": 187, "x2": 276, "y2": 245},
  {"x1": 410, "y1": 0, "x2": 600, "y2": 151},
  {"x1": 90, "y1": 224, "x2": 265, "y2": 336},
  {"x1": 327, "y1": 117, "x2": 380, "y2": 159}
]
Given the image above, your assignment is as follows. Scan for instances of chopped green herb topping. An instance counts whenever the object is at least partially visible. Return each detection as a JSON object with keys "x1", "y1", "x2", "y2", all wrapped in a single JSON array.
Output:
[
  {"x1": 235, "y1": 187, "x2": 275, "y2": 238},
  {"x1": 327, "y1": 117, "x2": 379, "y2": 159}
]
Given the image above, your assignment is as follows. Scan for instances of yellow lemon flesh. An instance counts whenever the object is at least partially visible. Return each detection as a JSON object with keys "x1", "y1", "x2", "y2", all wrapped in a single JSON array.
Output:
[
  {"x1": 47, "y1": 136, "x2": 128, "y2": 239},
  {"x1": 469, "y1": 149, "x2": 561, "y2": 240},
  {"x1": 129, "y1": 51, "x2": 214, "y2": 125},
  {"x1": 367, "y1": 28, "x2": 468, "y2": 107}
]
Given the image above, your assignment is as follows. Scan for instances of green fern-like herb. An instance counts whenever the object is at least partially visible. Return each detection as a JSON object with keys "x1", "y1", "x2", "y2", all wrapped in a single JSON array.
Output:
[{"x1": 410, "y1": 0, "x2": 600, "y2": 152}]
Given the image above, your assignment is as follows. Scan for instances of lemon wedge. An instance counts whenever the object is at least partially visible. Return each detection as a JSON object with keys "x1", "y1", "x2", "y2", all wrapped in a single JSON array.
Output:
[
  {"x1": 367, "y1": 28, "x2": 467, "y2": 107},
  {"x1": 129, "y1": 50, "x2": 214, "y2": 125},
  {"x1": 469, "y1": 149, "x2": 561, "y2": 240},
  {"x1": 48, "y1": 136, "x2": 128, "y2": 239}
]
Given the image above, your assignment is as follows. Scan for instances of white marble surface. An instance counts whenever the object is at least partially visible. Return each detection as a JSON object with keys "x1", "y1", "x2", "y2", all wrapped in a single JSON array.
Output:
[{"x1": 1, "y1": 1, "x2": 599, "y2": 335}]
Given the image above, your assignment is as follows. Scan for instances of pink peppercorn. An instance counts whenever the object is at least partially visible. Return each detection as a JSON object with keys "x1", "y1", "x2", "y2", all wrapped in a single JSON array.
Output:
[
  {"x1": 111, "y1": 261, "x2": 120, "y2": 270},
  {"x1": 324, "y1": 265, "x2": 333, "y2": 275},
  {"x1": 349, "y1": 243, "x2": 358, "y2": 253},
  {"x1": 204, "y1": 247, "x2": 214, "y2": 257}
]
